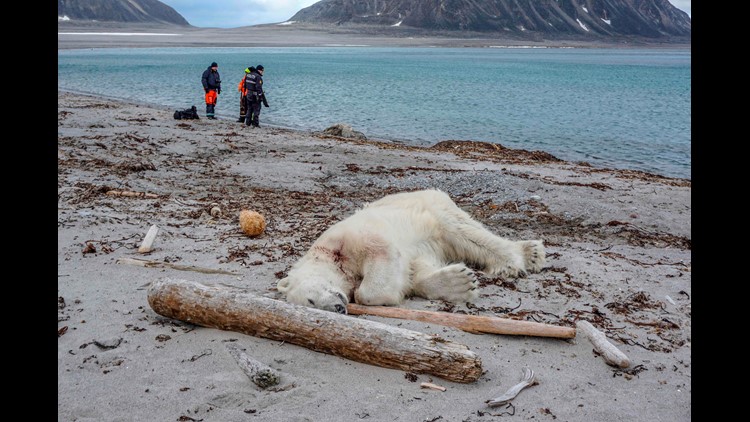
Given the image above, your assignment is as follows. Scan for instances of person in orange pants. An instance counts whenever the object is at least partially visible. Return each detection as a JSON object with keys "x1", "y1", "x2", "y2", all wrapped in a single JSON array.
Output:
[
  {"x1": 201, "y1": 62, "x2": 222, "y2": 119},
  {"x1": 236, "y1": 66, "x2": 254, "y2": 122}
]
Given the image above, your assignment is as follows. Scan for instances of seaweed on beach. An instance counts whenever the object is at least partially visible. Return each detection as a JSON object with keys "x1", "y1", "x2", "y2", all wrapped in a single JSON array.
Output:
[
  {"x1": 603, "y1": 221, "x2": 692, "y2": 249},
  {"x1": 605, "y1": 291, "x2": 663, "y2": 315},
  {"x1": 430, "y1": 140, "x2": 562, "y2": 164},
  {"x1": 581, "y1": 166, "x2": 691, "y2": 187},
  {"x1": 504, "y1": 169, "x2": 612, "y2": 191},
  {"x1": 115, "y1": 159, "x2": 156, "y2": 173}
]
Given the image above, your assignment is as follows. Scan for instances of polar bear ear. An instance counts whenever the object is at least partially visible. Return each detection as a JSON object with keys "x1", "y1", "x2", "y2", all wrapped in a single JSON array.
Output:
[{"x1": 277, "y1": 277, "x2": 292, "y2": 293}]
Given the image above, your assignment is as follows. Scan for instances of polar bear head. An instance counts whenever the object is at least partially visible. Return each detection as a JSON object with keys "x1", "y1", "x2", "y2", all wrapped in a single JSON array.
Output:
[{"x1": 277, "y1": 264, "x2": 350, "y2": 314}]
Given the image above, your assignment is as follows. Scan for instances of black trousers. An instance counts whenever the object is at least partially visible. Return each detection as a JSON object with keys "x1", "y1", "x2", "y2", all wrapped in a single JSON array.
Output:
[
  {"x1": 239, "y1": 94, "x2": 246, "y2": 119},
  {"x1": 245, "y1": 97, "x2": 261, "y2": 127}
]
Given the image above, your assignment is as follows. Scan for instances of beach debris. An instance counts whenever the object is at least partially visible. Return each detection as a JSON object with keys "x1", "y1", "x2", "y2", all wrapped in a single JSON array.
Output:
[
  {"x1": 138, "y1": 224, "x2": 160, "y2": 253},
  {"x1": 224, "y1": 342, "x2": 281, "y2": 389},
  {"x1": 239, "y1": 209, "x2": 266, "y2": 237},
  {"x1": 94, "y1": 337, "x2": 123, "y2": 350},
  {"x1": 210, "y1": 206, "x2": 222, "y2": 217},
  {"x1": 420, "y1": 382, "x2": 447, "y2": 392},
  {"x1": 115, "y1": 159, "x2": 156, "y2": 173},
  {"x1": 268, "y1": 383, "x2": 296, "y2": 392},
  {"x1": 183, "y1": 349, "x2": 212, "y2": 363},
  {"x1": 155, "y1": 334, "x2": 171, "y2": 342},
  {"x1": 321, "y1": 123, "x2": 367, "y2": 140},
  {"x1": 82, "y1": 242, "x2": 97, "y2": 255},
  {"x1": 105, "y1": 189, "x2": 159, "y2": 199},
  {"x1": 346, "y1": 303, "x2": 575, "y2": 339},
  {"x1": 58, "y1": 326, "x2": 69, "y2": 337},
  {"x1": 117, "y1": 257, "x2": 238, "y2": 276},
  {"x1": 148, "y1": 278, "x2": 483, "y2": 383},
  {"x1": 486, "y1": 367, "x2": 536, "y2": 407},
  {"x1": 576, "y1": 320, "x2": 631, "y2": 368},
  {"x1": 665, "y1": 295, "x2": 676, "y2": 305}
]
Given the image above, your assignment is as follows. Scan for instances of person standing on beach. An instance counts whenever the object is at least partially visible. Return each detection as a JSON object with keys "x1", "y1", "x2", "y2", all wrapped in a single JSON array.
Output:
[
  {"x1": 236, "y1": 66, "x2": 254, "y2": 122},
  {"x1": 244, "y1": 65, "x2": 268, "y2": 128},
  {"x1": 201, "y1": 62, "x2": 222, "y2": 119}
]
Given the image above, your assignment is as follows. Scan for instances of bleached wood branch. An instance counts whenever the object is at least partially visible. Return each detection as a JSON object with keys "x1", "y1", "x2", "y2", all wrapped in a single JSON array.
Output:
[
  {"x1": 347, "y1": 304, "x2": 575, "y2": 339},
  {"x1": 576, "y1": 320, "x2": 631, "y2": 368},
  {"x1": 117, "y1": 257, "x2": 238, "y2": 276}
]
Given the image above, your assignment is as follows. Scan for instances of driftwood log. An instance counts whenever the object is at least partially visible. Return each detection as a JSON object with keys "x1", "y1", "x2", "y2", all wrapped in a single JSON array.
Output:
[
  {"x1": 576, "y1": 320, "x2": 631, "y2": 368},
  {"x1": 347, "y1": 304, "x2": 575, "y2": 339},
  {"x1": 148, "y1": 278, "x2": 483, "y2": 383},
  {"x1": 105, "y1": 190, "x2": 159, "y2": 199},
  {"x1": 224, "y1": 342, "x2": 281, "y2": 388},
  {"x1": 117, "y1": 258, "x2": 238, "y2": 276},
  {"x1": 138, "y1": 224, "x2": 160, "y2": 253}
]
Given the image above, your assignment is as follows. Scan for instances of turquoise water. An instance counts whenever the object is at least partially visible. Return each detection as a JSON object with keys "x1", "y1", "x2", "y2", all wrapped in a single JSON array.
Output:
[{"x1": 58, "y1": 47, "x2": 691, "y2": 179}]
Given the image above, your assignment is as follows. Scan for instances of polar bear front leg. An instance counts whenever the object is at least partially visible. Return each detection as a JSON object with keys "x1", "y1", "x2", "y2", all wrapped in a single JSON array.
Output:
[
  {"x1": 354, "y1": 247, "x2": 410, "y2": 306},
  {"x1": 411, "y1": 256, "x2": 479, "y2": 303}
]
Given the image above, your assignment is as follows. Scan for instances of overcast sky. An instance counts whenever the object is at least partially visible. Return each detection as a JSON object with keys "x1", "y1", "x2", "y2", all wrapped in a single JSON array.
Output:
[{"x1": 160, "y1": 0, "x2": 691, "y2": 29}]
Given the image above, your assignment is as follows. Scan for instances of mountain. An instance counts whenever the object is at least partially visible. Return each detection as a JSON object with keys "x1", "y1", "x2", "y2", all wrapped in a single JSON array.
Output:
[
  {"x1": 289, "y1": 0, "x2": 690, "y2": 39},
  {"x1": 58, "y1": 0, "x2": 190, "y2": 26}
]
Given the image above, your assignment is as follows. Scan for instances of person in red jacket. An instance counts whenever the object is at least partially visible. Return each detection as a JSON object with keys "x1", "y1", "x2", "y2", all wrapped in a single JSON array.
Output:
[
  {"x1": 201, "y1": 62, "x2": 221, "y2": 119},
  {"x1": 236, "y1": 66, "x2": 254, "y2": 122}
]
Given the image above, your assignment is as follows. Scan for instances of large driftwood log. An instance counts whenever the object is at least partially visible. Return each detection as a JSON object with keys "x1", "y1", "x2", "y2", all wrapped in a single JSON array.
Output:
[
  {"x1": 148, "y1": 278, "x2": 483, "y2": 383},
  {"x1": 347, "y1": 304, "x2": 575, "y2": 339}
]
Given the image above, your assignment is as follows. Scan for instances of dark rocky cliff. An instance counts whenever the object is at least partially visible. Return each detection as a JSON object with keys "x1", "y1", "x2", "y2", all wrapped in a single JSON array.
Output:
[
  {"x1": 58, "y1": 0, "x2": 190, "y2": 26},
  {"x1": 289, "y1": 0, "x2": 690, "y2": 38}
]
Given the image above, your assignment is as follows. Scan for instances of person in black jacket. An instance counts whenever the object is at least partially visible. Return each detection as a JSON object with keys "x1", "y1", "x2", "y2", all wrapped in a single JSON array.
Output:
[
  {"x1": 244, "y1": 65, "x2": 268, "y2": 127},
  {"x1": 201, "y1": 62, "x2": 222, "y2": 119}
]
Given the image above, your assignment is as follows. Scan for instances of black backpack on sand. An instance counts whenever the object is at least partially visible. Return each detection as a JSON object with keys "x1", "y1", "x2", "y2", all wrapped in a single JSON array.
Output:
[{"x1": 174, "y1": 105, "x2": 200, "y2": 120}]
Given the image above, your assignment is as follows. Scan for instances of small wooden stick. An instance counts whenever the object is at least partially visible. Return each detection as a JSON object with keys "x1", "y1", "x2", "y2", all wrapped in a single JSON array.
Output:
[
  {"x1": 224, "y1": 342, "x2": 280, "y2": 388},
  {"x1": 138, "y1": 224, "x2": 160, "y2": 253},
  {"x1": 420, "y1": 382, "x2": 446, "y2": 392},
  {"x1": 117, "y1": 257, "x2": 238, "y2": 276},
  {"x1": 105, "y1": 190, "x2": 159, "y2": 199},
  {"x1": 576, "y1": 320, "x2": 631, "y2": 368},
  {"x1": 347, "y1": 304, "x2": 575, "y2": 339}
]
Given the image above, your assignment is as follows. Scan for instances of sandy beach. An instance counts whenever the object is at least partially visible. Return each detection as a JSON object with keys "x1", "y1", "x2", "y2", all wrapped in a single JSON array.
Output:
[{"x1": 57, "y1": 85, "x2": 690, "y2": 421}]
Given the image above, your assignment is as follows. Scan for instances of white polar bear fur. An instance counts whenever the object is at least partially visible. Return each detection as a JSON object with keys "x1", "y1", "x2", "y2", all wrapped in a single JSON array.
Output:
[{"x1": 277, "y1": 189, "x2": 545, "y2": 313}]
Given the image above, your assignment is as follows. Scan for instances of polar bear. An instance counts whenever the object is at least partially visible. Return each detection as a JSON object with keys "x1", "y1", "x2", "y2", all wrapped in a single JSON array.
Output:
[{"x1": 277, "y1": 189, "x2": 545, "y2": 314}]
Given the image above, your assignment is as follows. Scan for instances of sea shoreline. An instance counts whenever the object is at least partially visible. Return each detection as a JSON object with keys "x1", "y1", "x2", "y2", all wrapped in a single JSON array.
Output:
[{"x1": 57, "y1": 85, "x2": 690, "y2": 184}]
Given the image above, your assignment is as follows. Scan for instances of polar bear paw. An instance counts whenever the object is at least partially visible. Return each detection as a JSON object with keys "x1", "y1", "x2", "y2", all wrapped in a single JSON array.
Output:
[
  {"x1": 484, "y1": 259, "x2": 527, "y2": 279},
  {"x1": 484, "y1": 240, "x2": 546, "y2": 278},
  {"x1": 520, "y1": 240, "x2": 546, "y2": 274},
  {"x1": 420, "y1": 264, "x2": 479, "y2": 303}
]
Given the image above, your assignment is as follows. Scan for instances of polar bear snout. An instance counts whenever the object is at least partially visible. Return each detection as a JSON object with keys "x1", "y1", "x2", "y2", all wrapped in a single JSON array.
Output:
[
  {"x1": 279, "y1": 274, "x2": 351, "y2": 314},
  {"x1": 305, "y1": 289, "x2": 349, "y2": 314}
]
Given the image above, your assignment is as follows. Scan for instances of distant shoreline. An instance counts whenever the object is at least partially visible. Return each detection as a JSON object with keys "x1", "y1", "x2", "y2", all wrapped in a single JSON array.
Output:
[{"x1": 58, "y1": 21, "x2": 691, "y2": 50}]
